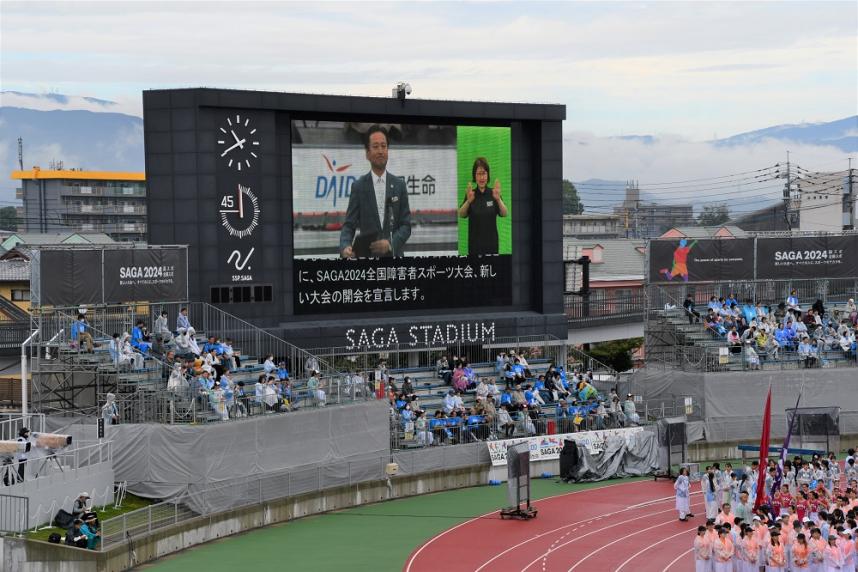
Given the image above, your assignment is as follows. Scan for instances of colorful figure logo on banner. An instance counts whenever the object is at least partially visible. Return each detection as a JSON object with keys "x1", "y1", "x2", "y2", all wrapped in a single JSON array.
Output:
[{"x1": 659, "y1": 239, "x2": 697, "y2": 282}]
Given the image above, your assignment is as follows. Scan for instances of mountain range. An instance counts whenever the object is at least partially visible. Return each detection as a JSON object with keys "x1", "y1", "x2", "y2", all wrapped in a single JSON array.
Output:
[{"x1": 0, "y1": 91, "x2": 855, "y2": 208}]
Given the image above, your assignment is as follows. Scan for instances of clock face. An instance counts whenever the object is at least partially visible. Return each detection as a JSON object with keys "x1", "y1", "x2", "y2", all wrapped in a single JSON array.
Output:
[
  {"x1": 217, "y1": 114, "x2": 260, "y2": 171},
  {"x1": 219, "y1": 184, "x2": 260, "y2": 239}
]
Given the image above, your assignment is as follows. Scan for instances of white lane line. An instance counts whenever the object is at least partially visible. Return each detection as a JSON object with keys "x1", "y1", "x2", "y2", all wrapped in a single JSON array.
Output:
[
  {"x1": 404, "y1": 479, "x2": 655, "y2": 572},
  {"x1": 476, "y1": 491, "x2": 699, "y2": 572},
  {"x1": 614, "y1": 527, "x2": 698, "y2": 571},
  {"x1": 564, "y1": 509, "x2": 705, "y2": 572},
  {"x1": 518, "y1": 498, "x2": 706, "y2": 572},
  {"x1": 662, "y1": 548, "x2": 694, "y2": 572}
]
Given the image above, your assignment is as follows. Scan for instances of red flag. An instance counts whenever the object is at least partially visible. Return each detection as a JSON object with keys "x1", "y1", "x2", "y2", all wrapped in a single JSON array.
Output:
[{"x1": 753, "y1": 386, "x2": 772, "y2": 510}]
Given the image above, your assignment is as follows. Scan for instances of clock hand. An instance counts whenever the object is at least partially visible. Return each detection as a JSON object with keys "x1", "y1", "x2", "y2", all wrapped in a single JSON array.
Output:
[
  {"x1": 220, "y1": 138, "x2": 247, "y2": 157},
  {"x1": 230, "y1": 130, "x2": 246, "y2": 149}
]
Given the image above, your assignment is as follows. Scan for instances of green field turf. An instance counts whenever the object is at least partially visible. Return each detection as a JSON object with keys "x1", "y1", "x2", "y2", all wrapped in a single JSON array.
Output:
[{"x1": 141, "y1": 476, "x2": 647, "y2": 572}]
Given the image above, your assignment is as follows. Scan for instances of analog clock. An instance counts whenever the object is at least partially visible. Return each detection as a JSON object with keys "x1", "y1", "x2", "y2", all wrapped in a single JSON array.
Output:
[
  {"x1": 217, "y1": 114, "x2": 260, "y2": 171},
  {"x1": 219, "y1": 184, "x2": 260, "y2": 238}
]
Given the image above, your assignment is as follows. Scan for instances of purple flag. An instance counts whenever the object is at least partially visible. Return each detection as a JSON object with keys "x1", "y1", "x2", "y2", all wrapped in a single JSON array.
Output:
[{"x1": 772, "y1": 388, "x2": 803, "y2": 497}]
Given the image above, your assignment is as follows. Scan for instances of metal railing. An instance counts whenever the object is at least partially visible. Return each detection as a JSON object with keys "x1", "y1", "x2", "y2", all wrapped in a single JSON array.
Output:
[
  {"x1": 0, "y1": 320, "x2": 30, "y2": 354},
  {"x1": 565, "y1": 295, "x2": 645, "y2": 328},
  {"x1": 26, "y1": 440, "x2": 112, "y2": 481},
  {"x1": 0, "y1": 494, "x2": 28, "y2": 534},
  {"x1": 305, "y1": 334, "x2": 569, "y2": 375},
  {"x1": 0, "y1": 413, "x2": 45, "y2": 440},
  {"x1": 390, "y1": 407, "x2": 633, "y2": 450},
  {"x1": 100, "y1": 452, "x2": 462, "y2": 551},
  {"x1": 150, "y1": 301, "x2": 348, "y2": 383}
]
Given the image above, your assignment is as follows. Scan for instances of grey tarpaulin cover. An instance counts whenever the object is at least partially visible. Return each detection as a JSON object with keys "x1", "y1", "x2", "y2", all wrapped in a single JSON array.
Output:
[
  {"x1": 100, "y1": 400, "x2": 389, "y2": 499},
  {"x1": 568, "y1": 429, "x2": 660, "y2": 482}
]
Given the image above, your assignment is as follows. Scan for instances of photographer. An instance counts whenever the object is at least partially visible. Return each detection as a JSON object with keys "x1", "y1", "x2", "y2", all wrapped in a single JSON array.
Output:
[{"x1": 16, "y1": 427, "x2": 30, "y2": 482}]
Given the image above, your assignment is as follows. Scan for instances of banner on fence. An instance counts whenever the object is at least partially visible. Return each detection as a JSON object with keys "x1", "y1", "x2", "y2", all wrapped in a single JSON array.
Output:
[
  {"x1": 486, "y1": 427, "x2": 644, "y2": 466},
  {"x1": 755, "y1": 235, "x2": 858, "y2": 280},
  {"x1": 648, "y1": 239, "x2": 754, "y2": 283}
]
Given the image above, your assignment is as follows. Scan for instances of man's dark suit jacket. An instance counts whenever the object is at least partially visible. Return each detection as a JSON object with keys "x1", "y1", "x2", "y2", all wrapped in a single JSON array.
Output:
[{"x1": 339, "y1": 171, "x2": 412, "y2": 257}]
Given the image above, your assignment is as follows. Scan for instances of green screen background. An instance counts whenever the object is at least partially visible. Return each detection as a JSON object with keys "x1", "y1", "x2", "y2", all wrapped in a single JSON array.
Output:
[{"x1": 456, "y1": 126, "x2": 512, "y2": 255}]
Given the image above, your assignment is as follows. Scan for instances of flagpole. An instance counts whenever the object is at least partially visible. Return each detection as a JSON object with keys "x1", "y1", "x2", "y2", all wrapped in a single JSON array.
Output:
[
  {"x1": 753, "y1": 384, "x2": 772, "y2": 511},
  {"x1": 772, "y1": 380, "x2": 804, "y2": 502}
]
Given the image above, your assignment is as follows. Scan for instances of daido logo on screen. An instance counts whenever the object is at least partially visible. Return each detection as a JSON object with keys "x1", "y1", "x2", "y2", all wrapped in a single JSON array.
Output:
[{"x1": 315, "y1": 154, "x2": 357, "y2": 208}]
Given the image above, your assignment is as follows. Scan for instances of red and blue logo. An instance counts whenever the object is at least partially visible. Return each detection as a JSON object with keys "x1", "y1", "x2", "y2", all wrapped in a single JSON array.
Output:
[{"x1": 315, "y1": 154, "x2": 356, "y2": 207}]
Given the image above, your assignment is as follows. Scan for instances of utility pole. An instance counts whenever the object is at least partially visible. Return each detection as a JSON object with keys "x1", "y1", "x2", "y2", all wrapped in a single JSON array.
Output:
[
  {"x1": 17, "y1": 137, "x2": 23, "y2": 170},
  {"x1": 783, "y1": 151, "x2": 793, "y2": 231},
  {"x1": 849, "y1": 157, "x2": 855, "y2": 229}
]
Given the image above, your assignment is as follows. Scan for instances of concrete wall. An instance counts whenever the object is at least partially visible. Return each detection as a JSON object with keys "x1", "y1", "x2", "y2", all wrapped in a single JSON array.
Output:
[{"x1": 1, "y1": 464, "x2": 489, "y2": 572}]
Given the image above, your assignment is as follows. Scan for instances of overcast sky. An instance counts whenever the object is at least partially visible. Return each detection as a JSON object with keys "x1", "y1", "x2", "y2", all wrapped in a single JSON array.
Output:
[{"x1": 2, "y1": 1, "x2": 856, "y2": 140}]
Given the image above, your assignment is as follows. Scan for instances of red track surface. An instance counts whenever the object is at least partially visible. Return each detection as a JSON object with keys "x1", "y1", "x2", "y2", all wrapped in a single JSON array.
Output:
[{"x1": 405, "y1": 479, "x2": 702, "y2": 572}]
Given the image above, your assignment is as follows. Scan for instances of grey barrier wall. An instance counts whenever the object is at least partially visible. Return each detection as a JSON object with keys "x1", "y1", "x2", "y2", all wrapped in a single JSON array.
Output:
[
  {"x1": 633, "y1": 366, "x2": 858, "y2": 443},
  {"x1": 55, "y1": 400, "x2": 390, "y2": 499}
]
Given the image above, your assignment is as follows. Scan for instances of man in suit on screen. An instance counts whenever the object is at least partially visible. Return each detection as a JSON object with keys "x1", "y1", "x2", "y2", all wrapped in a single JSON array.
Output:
[{"x1": 339, "y1": 125, "x2": 412, "y2": 258}]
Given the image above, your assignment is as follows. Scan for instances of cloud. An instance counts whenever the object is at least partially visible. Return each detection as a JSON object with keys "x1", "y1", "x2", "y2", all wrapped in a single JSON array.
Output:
[
  {"x1": 564, "y1": 132, "x2": 853, "y2": 216},
  {"x1": 0, "y1": 2, "x2": 855, "y2": 138},
  {"x1": 0, "y1": 90, "x2": 142, "y2": 117}
]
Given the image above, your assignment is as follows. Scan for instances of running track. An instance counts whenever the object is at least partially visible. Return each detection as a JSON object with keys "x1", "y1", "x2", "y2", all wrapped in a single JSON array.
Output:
[{"x1": 404, "y1": 479, "x2": 702, "y2": 572}]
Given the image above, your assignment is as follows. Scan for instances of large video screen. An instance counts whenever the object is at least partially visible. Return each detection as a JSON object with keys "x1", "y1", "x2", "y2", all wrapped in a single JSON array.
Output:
[{"x1": 292, "y1": 120, "x2": 513, "y2": 314}]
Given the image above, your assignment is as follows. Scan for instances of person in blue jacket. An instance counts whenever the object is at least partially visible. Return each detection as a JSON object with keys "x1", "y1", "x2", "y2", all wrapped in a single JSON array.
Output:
[{"x1": 130, "y1": 320, "x2": 152, "y2": 354}]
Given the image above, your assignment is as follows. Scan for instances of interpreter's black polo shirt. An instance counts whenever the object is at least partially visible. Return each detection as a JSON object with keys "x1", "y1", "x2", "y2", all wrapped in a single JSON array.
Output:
[{"x1": 463, "y1": 188, "x2": 501, "y2": 255}]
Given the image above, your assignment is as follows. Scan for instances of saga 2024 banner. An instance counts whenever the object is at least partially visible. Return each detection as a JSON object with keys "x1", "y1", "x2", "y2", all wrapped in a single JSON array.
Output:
[
  {"x1": 648, "y1": 238, "x2": 755, "y2": 283},
  {"x1": 756, "y1": 235, "x2": 858, "y2": 280}
]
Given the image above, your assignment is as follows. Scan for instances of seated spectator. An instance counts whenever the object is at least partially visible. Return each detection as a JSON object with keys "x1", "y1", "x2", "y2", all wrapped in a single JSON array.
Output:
[
  {"x1": 727, "y1": 326, "x2": 742, "y2": 353},
  {"x1": 176, "y1": 307, "x2": 191, "y2": 332},
  {"x1": 797, "y1": 337, "x2": 818, "y2": 368},
  {"x1": 71, "y1": 492, "x2": 90, "y2": 520},
  {"x1": 415, "y1": 410, "x2": 433, "y2": 446},
  {"x1": 683, "y1": 295, "x2": 701, "y2": 324},
  {"x1": 499, "y1": 387, "x2": 513, "y2": 408},
  {"x1": 623, "y1": 394, "x2": 639, "y2": 425},
  {"x1": 120, "y1": 333, "x2": 144, "y2": 370},
  {"x1": 475, "y1": 378, "x2": 489, "y2": 402},
  {"x1": 811, "y1": 298, "x2": 825, "y2": 318},
  {"x1": 131, "y1": 320, "x2": 152, "y2": 354},
  {"x1": 221, "y1": 338, "x2": 240, "y2": 371},
  {"x1": 395, "y1": 376, "x2": 410, "y2": 397},
  {"x1": 451, "y1": 363, "x2": 467, "y2": 392},
  {"x1": 524, "y1": 384, "x2": 544, "y2": 407},
  {"x1": 497, "y1": 404, "x2": 515, "y2": 438},
  {"x1": 65, "y1": 519, "x2": 88, "y2": 548},
  {"x1": 511, "y1": 384, "x2": 527, "y2": 410},
  {"x1": 592, "y1": 400, "x2": 608, "y2": 430},
  {"x1": 108, "y1": 333, "x2": 122, "y2": 367},
  {"x1": 153, "y1": 310, "x2": 172, "y2": 344},
  {"x1": 185, "y1": 327, "x2": 202, "y2": 356},
  {"x1": 744, "y1": 340, "x2": 760, "y2": 370},
  {"x1": 462, "y1": 360, "x2": 477, "y2": 387},
  {"x1": 846, "y1": 298, "x2": 857, "y2": 325},
  {"x1": 511, "y1": 358, "x2": 527, "y2": 381},
  {"x1": 80, "y1": 512, "x2": 100, "y2": 549},
  {"x1": 71, "y1": 314, "x2": 95, "y2": 353},
  {"x1": 436, "y1": 355, "x2": 451, "y2": 383},
  {"x1": 263, "y1": 354, "x2": 276, "y2": 375},
  {"x1": 786, "y1": 290, "x2": 800, "y2": 312},
  {"x1": 307, "y1": 370, "x2": 326, "y2": 406},
  {"x1": 209, "y1": 380, "x2": 229, "y2": 421},
  {"x1": 276, "y1": 361, "x2": 290, "y2": 381}
]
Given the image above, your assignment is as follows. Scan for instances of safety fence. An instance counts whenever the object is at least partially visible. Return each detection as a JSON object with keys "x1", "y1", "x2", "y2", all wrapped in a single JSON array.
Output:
[
  {"x1": 389, "y1": 407, "x2": 633, "y2": 450},
  {"x1": 0, "y1": 320, "x2": 29, "y2": 355},
  {"x1": 4, "y1": 440, "x2": 112, "y2": 487},
  {"x1": 0, "y1": 494, "x2": 28, "y2": 534},
  {"x1": 564, "y1": 295, "x2": 645, "y2": 328},
  {"x1": 0, "y1": 413, "x2": 46, "y2": 440},
  {"x1": 305, "y1": 334, "x2": 568, "y2": 376},
  {"x1": 100, "y1": 376, "x2": 380, "y2": 425},
  {"x1": 99, "y1": 447, "x2": 484, "y2": 551}
]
